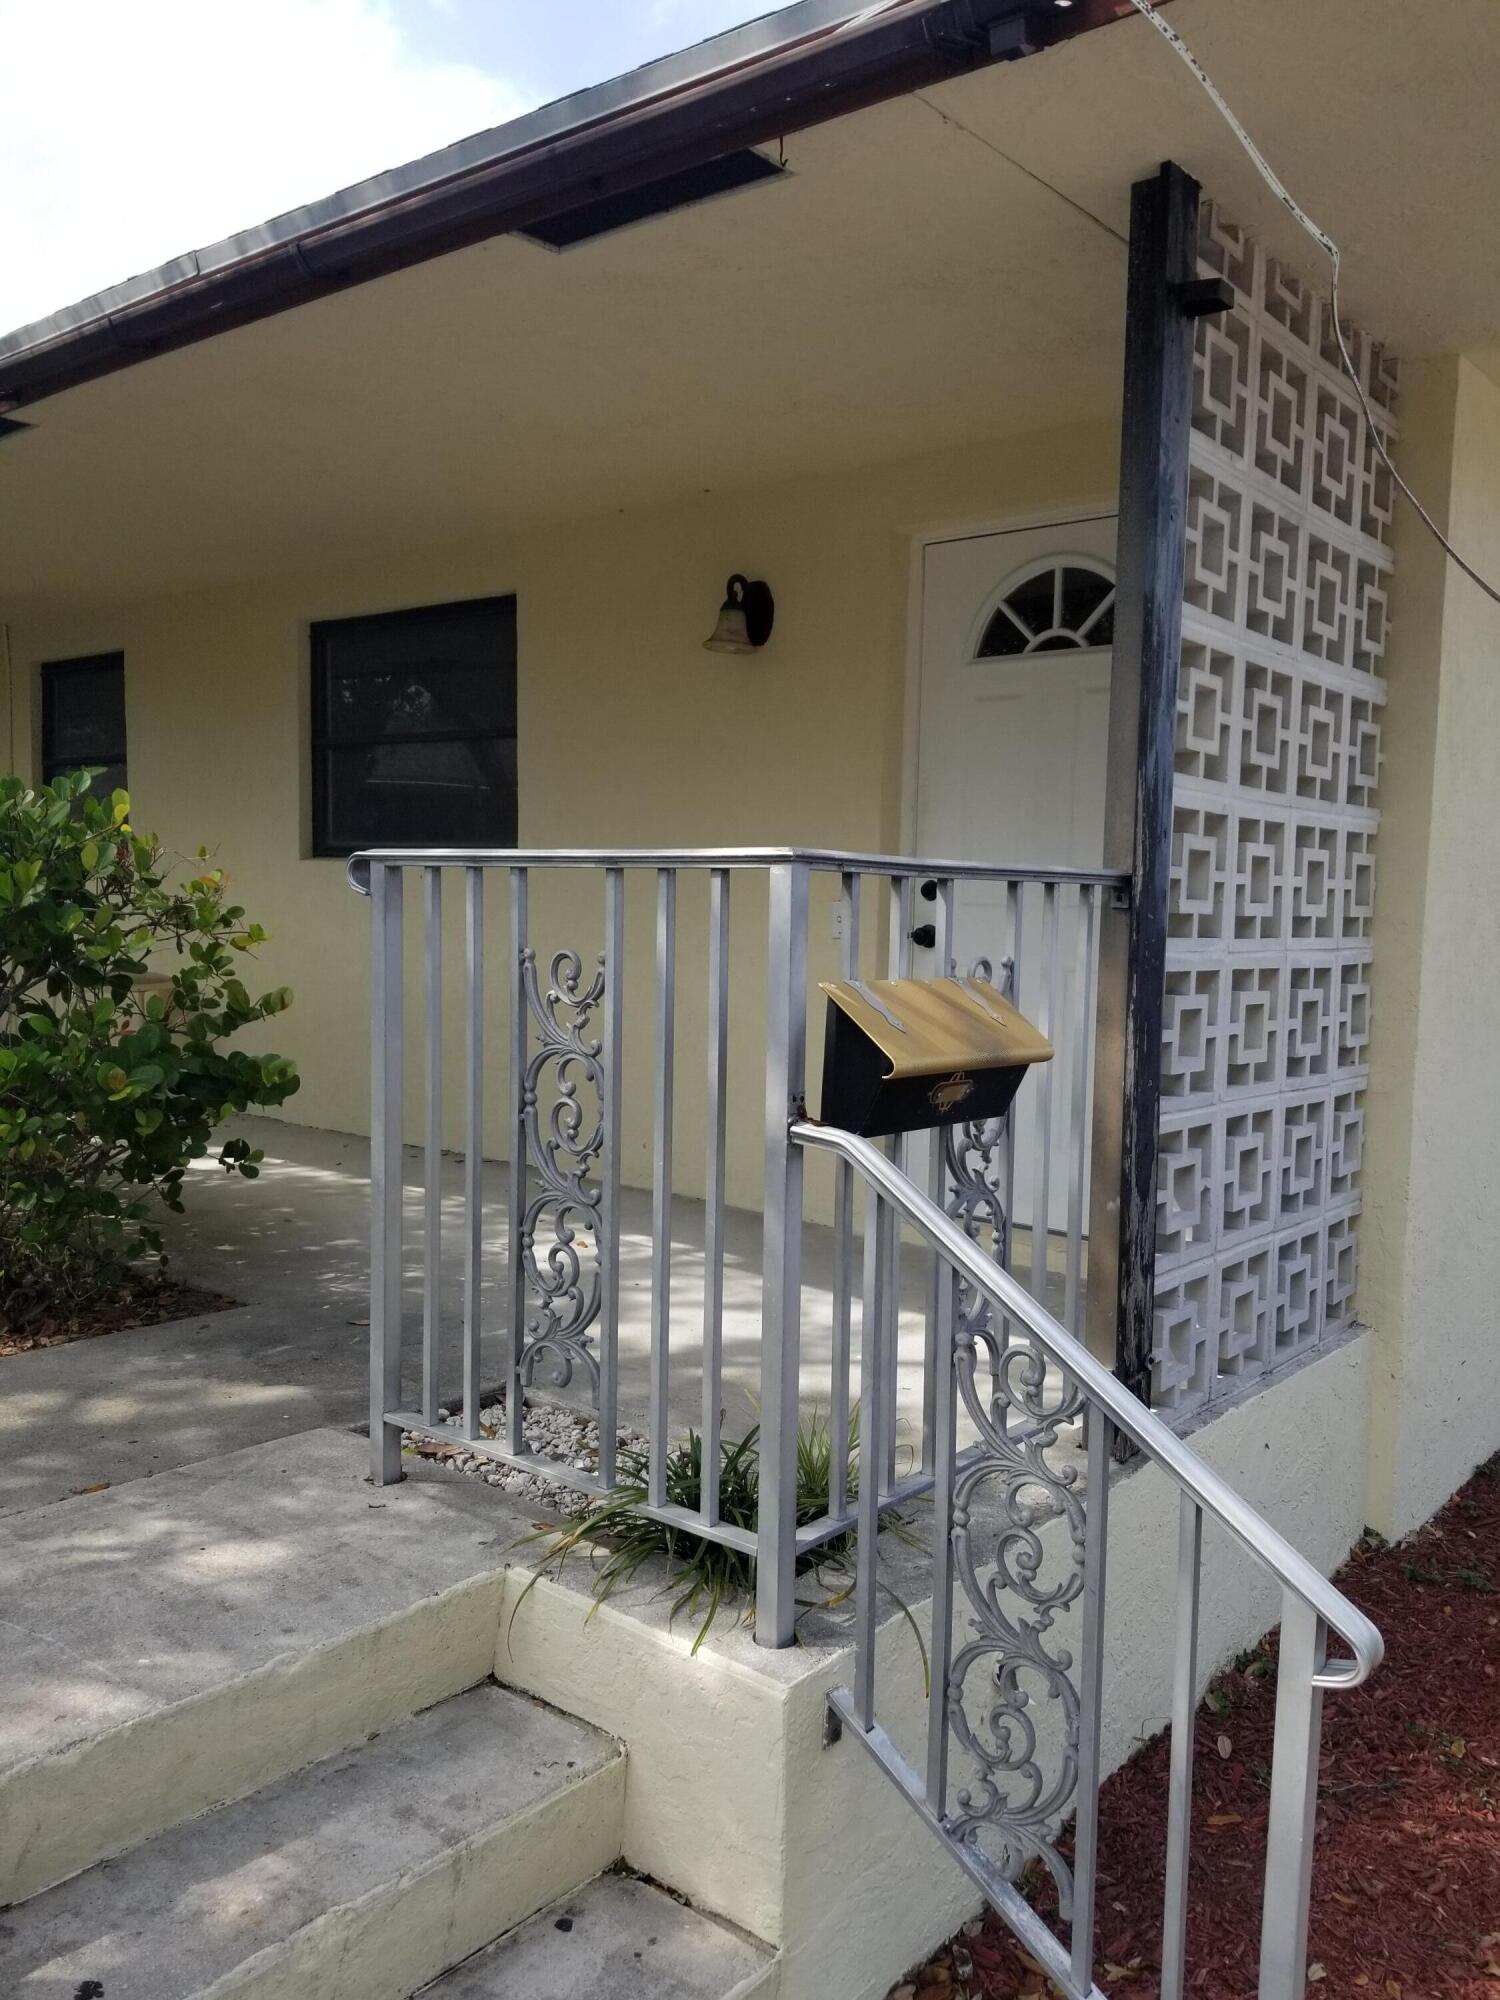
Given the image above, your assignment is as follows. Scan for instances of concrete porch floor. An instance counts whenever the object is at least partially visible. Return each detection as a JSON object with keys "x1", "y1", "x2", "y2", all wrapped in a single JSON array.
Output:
[{"x1": 0, "y1": 1115, "x2": 1061, "y2": 1515}]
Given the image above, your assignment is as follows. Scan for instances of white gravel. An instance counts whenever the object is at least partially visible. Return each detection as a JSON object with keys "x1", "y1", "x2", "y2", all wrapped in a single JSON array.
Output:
[{"x1": 401, "y1": 1394, "x2": 645, "y2": 1518}]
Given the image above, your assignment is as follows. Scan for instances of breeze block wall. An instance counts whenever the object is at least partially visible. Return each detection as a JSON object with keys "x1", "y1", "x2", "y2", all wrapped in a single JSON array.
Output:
[{"x1": 1152, "y1": 204, "x2": 1398, "y2": 1418}]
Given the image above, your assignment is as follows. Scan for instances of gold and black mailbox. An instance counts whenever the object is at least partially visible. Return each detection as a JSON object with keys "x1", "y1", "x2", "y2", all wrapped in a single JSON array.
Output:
[{"x1": 818, "y1": 975, "x2": 1053, "y2": 1139}]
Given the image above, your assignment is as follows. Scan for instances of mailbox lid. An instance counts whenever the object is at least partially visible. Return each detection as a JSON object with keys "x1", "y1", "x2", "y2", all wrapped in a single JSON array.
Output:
[{"x1": 817, "y1": 975, "x2": 1053, "y2": 1079}]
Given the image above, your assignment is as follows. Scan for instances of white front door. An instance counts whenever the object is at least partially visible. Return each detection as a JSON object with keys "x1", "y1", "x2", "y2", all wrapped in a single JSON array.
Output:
[{"x1": 913, "y1": 515, "x2": 1117, "y2": 1239}]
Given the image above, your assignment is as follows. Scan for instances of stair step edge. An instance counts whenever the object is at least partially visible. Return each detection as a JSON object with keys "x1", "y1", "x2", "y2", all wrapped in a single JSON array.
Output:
[
  {"x1": 0, "y1": 1681, "x2": 626, "y2": 2000},
  {"x1": 0, "y1": 1566, "x2": 510, "y2": 1905},
  {"x1": 417, "y1": 1870, "x2": 778, "y2": 2000}
]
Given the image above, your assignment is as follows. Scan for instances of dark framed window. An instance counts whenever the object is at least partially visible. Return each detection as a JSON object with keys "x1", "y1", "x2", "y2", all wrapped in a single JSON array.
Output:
[
  {"x1": 310, "y1": 597, "x2": 518, "y2": 858},
  {"x1": 41, "y1": 653, "x2": 128, "y2": 800}
]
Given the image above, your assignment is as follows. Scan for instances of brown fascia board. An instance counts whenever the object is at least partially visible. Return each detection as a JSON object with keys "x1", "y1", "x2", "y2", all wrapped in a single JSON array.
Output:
[{"x1": 0, "y1": 0, "x2": 1143, "y2": 413}]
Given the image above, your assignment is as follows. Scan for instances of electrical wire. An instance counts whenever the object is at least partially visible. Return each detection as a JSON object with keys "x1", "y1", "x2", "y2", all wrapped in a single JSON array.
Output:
[
  {"x1": 913, "y1": 89, "x2": 1128, "y2": 247},
  {"x1": 1124, "y1": 0, "x2": 1500, "y2": 608}
]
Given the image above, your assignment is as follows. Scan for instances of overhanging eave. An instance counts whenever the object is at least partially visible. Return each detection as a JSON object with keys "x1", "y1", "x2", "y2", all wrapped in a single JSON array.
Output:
[{"x1": 0, "y1": 0, "x2": 1141, "y2": 413}]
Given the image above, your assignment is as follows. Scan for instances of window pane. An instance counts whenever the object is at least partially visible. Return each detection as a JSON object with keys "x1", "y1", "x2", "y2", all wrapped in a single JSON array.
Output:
[
  {"x1": 1004, "y1": 567, "x2": 1057, "y2": 638},
  {"x1": 976, "y1": 608, "x2": 1029, "y2": 658},
  {"x1": 323, "y1": 661, "x2": 514, "y2": 744},
  {"x1": 322, "y1": 736, "x2": 517, "y2": 851},
  {"x1": 316, "y1": 600, "x2": 516, "y2": 739},
  {"x1": 310, "y1": 597, "x2": 519, "y2": 856},
  {"x1": 1060, "y1": 567, "x2": 1113, "y2": 632},
  {"x1": 43, "y1": 655, "x2": 126, "y2": 766}
]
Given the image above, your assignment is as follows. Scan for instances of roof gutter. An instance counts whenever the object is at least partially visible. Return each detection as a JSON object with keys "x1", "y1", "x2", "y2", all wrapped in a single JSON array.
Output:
[{"x1": 0, "y1": 0, "x2": 1141, "y2": 413}]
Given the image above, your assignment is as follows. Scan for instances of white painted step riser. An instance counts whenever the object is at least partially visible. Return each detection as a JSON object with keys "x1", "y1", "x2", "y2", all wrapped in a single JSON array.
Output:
[{"x1": 1, "y1": 1573, "x2": 506, "y2": 1907}]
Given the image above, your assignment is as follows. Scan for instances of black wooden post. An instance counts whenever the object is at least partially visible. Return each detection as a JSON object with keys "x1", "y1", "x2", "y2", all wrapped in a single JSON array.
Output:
[{"x1": 1087, "y1": 162, "x2": 1207, "y2": 1410}]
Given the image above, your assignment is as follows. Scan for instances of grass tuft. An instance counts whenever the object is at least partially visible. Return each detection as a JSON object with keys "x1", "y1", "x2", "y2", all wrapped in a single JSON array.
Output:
[{"x1": 512, "y1": 1406, "x2": 926, "y2": 1661}]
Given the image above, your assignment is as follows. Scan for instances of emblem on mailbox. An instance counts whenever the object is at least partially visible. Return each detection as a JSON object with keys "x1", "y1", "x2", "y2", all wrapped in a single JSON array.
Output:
[
  {"x1": 928, "y1": 1071, "x2": 976, "y2": 1116},
  {"x1": 817, "y1": 975, "x2": 1052, "y2": 1139}
]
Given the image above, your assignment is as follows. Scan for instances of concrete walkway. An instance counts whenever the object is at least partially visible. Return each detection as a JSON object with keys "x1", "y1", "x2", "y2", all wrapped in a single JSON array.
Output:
[
  {"x1": 0, "y1": 1116, "x2": 981, "y2": 1515},
  {"x1": 0, "y1": 1124, "x2": 373, "y2": 1514}
]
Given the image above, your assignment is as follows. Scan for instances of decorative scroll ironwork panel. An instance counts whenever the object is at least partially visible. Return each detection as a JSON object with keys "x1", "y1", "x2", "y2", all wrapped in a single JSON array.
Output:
[
  {"x1": 1157, "y1": 204, "x2": 1393, "y2": 1415},
  {"x1": 944, "y1": 1328, "x2": 1088, "y2": 1904},
  {"x1": 515, "y1": 944, "x2": 609, "y2": 1397}
]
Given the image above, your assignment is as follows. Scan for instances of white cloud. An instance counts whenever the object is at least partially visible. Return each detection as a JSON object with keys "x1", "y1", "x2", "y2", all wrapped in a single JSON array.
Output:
[{"x1": 0, "y1": 0, "x2": 530, "y2": 334}]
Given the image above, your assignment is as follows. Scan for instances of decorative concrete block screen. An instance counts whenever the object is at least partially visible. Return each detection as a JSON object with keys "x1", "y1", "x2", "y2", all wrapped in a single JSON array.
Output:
[{"x1": 1153, "y1": 204, "x2": 1396, "y2": 1416}]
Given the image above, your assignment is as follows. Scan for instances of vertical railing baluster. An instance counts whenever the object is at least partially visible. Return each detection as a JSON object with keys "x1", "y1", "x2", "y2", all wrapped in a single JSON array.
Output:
[
  {"x1": 462, "y1": 867, "x2": 483, "y2": 1440},
  {"x1": 879, "y1": 873, "x2": 914, "y2": 1495},
  {"x1": 756, "y1": 860, "x2": 810, "y2": 1647},
  {"x1": 650, "y1": 867, "x2": 677, "y2": 1511},
  {"x1": 923, "y1": 863, "x2": 955, "y2": 1804},
  {"x1": 1257, "y1": 1595, "x2": 1328, "y2": 2000},
  {"x1": 1070, "y1": 1406, "x2": 1112, "y2": 1991},
  {"x1": 369, "y1": 862, "x2": 404, "y2": 1483},
  {"x1": 830, "y1": 869, "x2": 861, "y2": 1523},
  {"x1": 701, "y1": 867, "x2": 730, "y2": 1527},
  {"x1": 1064, "y1": 885, "x2": 1099, "y2": 1339},
  {"x1": 853, "y1": 1182, "x2": 889, "y2": 1730},
  {"x1": 888, "y1": 873, "x2": 915, "y2": 976},
  {"x1": 1030, "y1": 881, "x2": 1060, "y2": 1328},
  {"x1": 923, "y1": 877, "x2": 956, "y2": 1475},
  {"x1": 597, "y1": 867, "x2": 625, "y2": 1489},
  {"x1": 504, "y1": 867, "x2": 529, "y2": 1459},
  {"x1": 422, "y1": 867, "x2": 443, "y2": 1425},
  {"x1": 1161, "y1": 1492, "x2": 1203, "y2": 2000},
  {"x1": 995, "y1": 877, "x2": 1023, "y2": 1436},
  {"x1": 924, "y1": 1260, "x2": 959, "y2": 1815},
  {"x1": 1001, "y1": 878, "x2": 1023, "y2": 1286}
]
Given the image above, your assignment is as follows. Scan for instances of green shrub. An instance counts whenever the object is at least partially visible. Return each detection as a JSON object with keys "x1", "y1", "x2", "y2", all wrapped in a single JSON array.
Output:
[{"x1": 0, "y1": 771, "x2": 299, "y2": 1325}]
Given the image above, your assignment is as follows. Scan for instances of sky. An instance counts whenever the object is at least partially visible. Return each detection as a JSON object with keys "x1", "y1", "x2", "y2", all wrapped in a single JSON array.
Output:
[{"x1": 0, "y1": 0, "x2": 786, "y2": 337}]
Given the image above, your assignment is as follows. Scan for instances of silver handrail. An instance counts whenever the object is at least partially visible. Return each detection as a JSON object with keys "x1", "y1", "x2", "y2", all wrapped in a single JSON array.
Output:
[
  {"x1": 790, "y1": 1117, "x2": 1382, "y2": 1690},
  {"x1": 346, "y1": 846, "x2": 1129, "y2": 892}
]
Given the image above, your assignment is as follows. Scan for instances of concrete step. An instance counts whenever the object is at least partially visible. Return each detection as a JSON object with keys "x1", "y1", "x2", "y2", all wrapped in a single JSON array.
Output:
[
  {"x1": 0, "y1": 1427, "x2": 547, "y2": 1902},
  {"x1": 419, "y1": 1871, "x2": 777, "y2": 2000},
  {"x1": 0, "y1": 1681, "x2": 624, "y2": 2000}
]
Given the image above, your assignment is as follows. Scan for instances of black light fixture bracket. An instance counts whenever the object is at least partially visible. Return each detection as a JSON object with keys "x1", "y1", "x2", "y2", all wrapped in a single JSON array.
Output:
[
  {"x1": 736, "y1": 577, "x2": 775, "y2": 648},
  {"x1": 703, "y1": 573, "x2": 776, "y2": 655}
]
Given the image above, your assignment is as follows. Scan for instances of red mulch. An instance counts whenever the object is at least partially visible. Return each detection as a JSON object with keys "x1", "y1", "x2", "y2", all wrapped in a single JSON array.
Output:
[
  {"x1": 899, "y1": 1456, "x2": 1500, "y2": 2000},
  {"x1": 0, "y1": 1272, "x2": 235, "y2": 1355}
]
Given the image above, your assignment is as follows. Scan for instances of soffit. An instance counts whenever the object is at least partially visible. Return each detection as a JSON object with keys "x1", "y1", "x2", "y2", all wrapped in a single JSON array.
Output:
[
  {"x1": 6, "y1": 0, "x2": 1499, "y2": 610},
  {"x1": 0, "y1": 85, "x2": 1125, "y2": 609}
]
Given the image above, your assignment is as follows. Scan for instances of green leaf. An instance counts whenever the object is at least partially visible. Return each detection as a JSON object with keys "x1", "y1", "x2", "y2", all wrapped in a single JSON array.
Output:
[{"x1": 0, "y1": 771, "x2": 298, "y2": 1314}]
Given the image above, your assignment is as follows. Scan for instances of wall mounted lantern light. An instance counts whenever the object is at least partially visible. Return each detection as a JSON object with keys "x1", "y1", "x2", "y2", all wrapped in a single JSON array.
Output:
[{"x1": 703, "y1": 574, "x2": 774, "y2": 655}]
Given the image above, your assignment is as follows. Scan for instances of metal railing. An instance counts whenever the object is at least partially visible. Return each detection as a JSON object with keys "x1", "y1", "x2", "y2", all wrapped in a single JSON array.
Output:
[
  {"x1": 350, "y1": 841, "x2": 1379, "y2": 1996},
  {"x1": 349, "y1": 845, "x2": 1116, "y2": 1633},
  {"x1": 794, "y1": 1120, "x2": 1381, "y2": 2000}
]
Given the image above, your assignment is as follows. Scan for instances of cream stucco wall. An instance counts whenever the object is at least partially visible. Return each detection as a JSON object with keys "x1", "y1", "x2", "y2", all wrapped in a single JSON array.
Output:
[
  {"x1": 2, "y1": 420, "x2": 1117, "y2": 1214},
  {"x1": 1361, "y1": 355, "x2": 1500, "y2": 1536}
]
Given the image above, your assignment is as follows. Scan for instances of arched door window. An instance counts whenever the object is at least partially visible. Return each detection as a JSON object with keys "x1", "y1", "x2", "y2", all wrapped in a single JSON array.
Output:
[{"x1": 972, "y1": 557, "x2": 1116, "y2": 658}]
